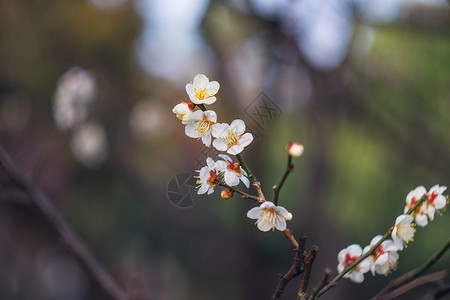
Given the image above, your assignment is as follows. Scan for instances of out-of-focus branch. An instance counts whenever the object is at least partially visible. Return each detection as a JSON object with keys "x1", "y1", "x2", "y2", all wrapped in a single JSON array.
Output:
[
  {"x1": 378, "y1": 271, "x2": 447, "y2": 300},
  {"x1": 298, "y1": 245, "x2": 319, "y2": 300},
  {"x1": 372, "y1": 237, "x2": 450, "y2": 300},
  {"x1": 0, "y1": 145, "x2": 128, "y2": 300},
  {"x1": 272, "y1": 235, "x2": 307, "y2": 300}
]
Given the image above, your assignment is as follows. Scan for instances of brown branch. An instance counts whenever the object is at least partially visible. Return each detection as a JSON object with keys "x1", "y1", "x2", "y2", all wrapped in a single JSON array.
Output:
[
  {"x1": 284, "y1": 228, "x2": 300, "y2": 249},
  {"x1": 272, "y1": 234, "x2": 307, "y2": 300},
  {"x1": 298, "y1": 245, "x2": 319, "y2": 299},
  {"x1": 0, "y1": 145, "x2": 128, "y2": 300},
  {"x1": 379, "y1": 271, "x2": 447, "y2": 300}
]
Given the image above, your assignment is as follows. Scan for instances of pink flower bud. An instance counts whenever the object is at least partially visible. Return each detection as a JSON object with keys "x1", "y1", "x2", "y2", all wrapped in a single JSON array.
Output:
[
  {"x1": 221, "y1": 188, "x2": 234, "y2": 199},
  {"x1": 286, "y1": 142, "x2": 304, "y2": 157}
]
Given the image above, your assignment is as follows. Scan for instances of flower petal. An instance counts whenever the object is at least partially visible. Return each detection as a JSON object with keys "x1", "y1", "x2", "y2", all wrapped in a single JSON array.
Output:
[
  {"x1": 207, "y1": 81, "x2": 220, "y2": 95},
  {"x1": 247, "y1": 207, "x2": 261, "y2": 219},
  {"x1": 239, "y1": 133, "x2": 254, "y2": 147},
  {"x1": 213, "y1": 138, "x2": 228, "y2": 151},
  {"x1": 228, "y1": 145, "x2": 244, "y2": 155},
  {"x1": 212, "y1": 123, "x2": 229, "y2": 138}
]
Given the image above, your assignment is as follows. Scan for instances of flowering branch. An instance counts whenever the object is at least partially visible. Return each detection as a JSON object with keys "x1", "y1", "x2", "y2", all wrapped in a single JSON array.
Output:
[
  {"x1": 372, "y1": 237, "x2": 450, "y2": 300},
  {"x1": 273, "y1": 154, "x2": 293, "y2": 205},
  {"x1": 313, "y1": 195, "x2": 428, "y2": 299}
]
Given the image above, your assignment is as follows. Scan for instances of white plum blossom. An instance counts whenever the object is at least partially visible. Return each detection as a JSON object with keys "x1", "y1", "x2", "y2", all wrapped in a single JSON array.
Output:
[
  {"x1": 196, "y1": 157, "x2": 220, "y2": 195},
  {"x1": 53, "y1": 67, "x2": 97, "y2": 131},
  {"x1": 363, "y1": 235, "x2": 399, "y2": 276},
  {"x1": 185, "y1": 74, "x2": 220, "y2": 105},
  {"x1": 426, "y1": 185, "x2": 448, "y2": 221},
  {"x1": 215, "y1": 154, "x2": 250, "y2": 188},
  {"x1": 70, "y1": 121, "x2": 108, "y2": 168},
  {"x1": 172, "y1": 101, "x2": 194, "y2": 124},
  {"x1": 337, "y1": 244, "x2": 372, "y2": 283},
  {"x1": 404, "y1": 186, "x2": 428, "y2": 227},
  {"x1": 247, "y1": 201, "x2": 290, "y2": 232},
  {"x1": 184, "y1": 110, "x2": 217, "y2": 147},
  {"x1": 212, "y1": 119, "x2": 254, "y2": 155},
  {"x1": 391, "y1": 214, "x2": 415, "y2": 251}
]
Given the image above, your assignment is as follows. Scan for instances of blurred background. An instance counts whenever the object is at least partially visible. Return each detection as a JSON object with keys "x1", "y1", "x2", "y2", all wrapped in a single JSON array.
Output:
[{"x1": 0, "y1": 0, "x2": 449, "y2": 299}]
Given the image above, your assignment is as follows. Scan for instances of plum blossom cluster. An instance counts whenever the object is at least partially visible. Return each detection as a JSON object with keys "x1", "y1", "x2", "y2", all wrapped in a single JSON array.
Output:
[
  {"x1": 173, "y1": 74, "x2": 299, "y2": 233},
  {"x1": 338, "y1": 185, "x2": 448, "y2": 283},
  {"x1": 173, "y1": 74, "x2": 254, "y2": 154}
]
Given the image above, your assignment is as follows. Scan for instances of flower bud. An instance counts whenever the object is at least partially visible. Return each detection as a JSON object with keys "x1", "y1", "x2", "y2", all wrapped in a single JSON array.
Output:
[
  {"x1": 172, "y1": 101, "x2": 194, "y2": 124},
  {"x1": 221, "y1": 188, "x2": 234, "y2": 199},
  {"x1": 286, "y1": 142, "x2": 304, "y2": 157},
  {"x1": 284, "y1": 210, "x2": 293, "y2": 221}
]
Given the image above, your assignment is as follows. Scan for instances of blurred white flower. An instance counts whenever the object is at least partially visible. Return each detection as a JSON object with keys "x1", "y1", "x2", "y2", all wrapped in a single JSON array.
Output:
[
  {"x1": 130, "y1": 100, "x2": 173, "y2": 140},
  {"x1": 391, "y1": 214, "x2": 415, "y2": 251},
  {"x1": 53, "y1": 67, "x2": 96, "y2": 131},
  {"x1": 426, "y1": 185, "x2": 447, "y2": 221},
  {"x1": 363, "y1": 235, "x2": 399, "y2": 276},
  {"x1": 212, "y1": 119, "x2": 253, "y2": 155},
  {"x1": 70, "y1": 121, "x2": 108, "y2": 168},
  {"x1": 404, "y1": 186, "x2": 428, "y2": 227},
  {"x1": 215, "y1": 154, "x2": 250, "y2": 188},
  {"x1": 247, "y1": 201, "x2": 290, "y2": 232},
  {"x1": 185, "y1": 74, "x2": 220, "y2": 105},
  {"x1": 337, "y1": 244, "x2": 372, "y2": 283}
]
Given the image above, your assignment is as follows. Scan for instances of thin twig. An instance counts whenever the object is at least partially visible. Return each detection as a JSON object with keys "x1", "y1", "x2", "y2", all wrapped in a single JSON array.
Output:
[
  {"x1": 284, "y1": 228, "x2": 300, "y2": 250},
  {"x1": 218, "y1": 182, "x2": 259, "y2": 201},
  {"x1": 309, "y1": 269, "x2": 332, "y2": 300},
  {"x1": 372, "y1": 237, "x2": 450, "y2": 300},
  {"x1": 298, "y1": 245, "x2": 319, "y2": 299},
  {"x1": 272, "y1": 235, "x2": 307, "y2": 300},
  {"x1": 273, "y1": 154, "x2": 293, "y2": 205},
  {"x1": 236, "y1": 154, "x2": 265, "y2": 203},
  {"x1": 0, "y1": 146, "x2": 127, "y2": 300}
]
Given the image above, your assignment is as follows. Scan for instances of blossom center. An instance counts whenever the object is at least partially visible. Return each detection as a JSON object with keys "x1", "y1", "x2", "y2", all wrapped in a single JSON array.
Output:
[
  {"x1": 227, "y1": 161, "x2": 241, "y2": 175},
  {"x1": 197, "y1": 119, "x2": 213, "y2": 136},
  {"x1": 428, "y1": 192, "x2": 438, "y2": 206},
  {"x1": 195, "y1": 88, "x2": 209, "y2": 101},
  {"x1": 397, "y1": 222, "x2": 414, "y2": 242},
  {"x1": 408, "y1": 197, "x2": 424, "y2": 215},
  {"x1": 227, "y1": 130, "x2": 240, "y2": 147},
  {"x1": 343, "y1": 253, "x2": 358, "y2": 268},
  {"x1": 206, "y1": 170, "x2": 220, "y2": 187},
  {"x1": 373, "y1": 245, "x2": 385, "y2": 259},
  {"x1": 261, "y1": 208, "x2": 276, "y2": 228}
]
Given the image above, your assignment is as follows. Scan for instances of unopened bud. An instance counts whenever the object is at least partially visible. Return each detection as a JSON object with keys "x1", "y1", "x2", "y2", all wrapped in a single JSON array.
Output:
[
  {"x1": 286, "y1": 142, "x2": 304, "y2": 157},
  {"x1": 221, "y1": 188, "x2": 234, "y2": 199},
  {"x1": 284, "y1": 210, "x2": 293, "y2": 221}
]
